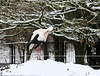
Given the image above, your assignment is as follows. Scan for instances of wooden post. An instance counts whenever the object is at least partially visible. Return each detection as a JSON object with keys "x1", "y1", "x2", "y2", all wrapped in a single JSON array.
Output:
[
  {"x1": 59, "y1": 39, "x2": 64, "y2": 62},
  {"x1": 43, "y1": 42, "x2": 48, "y2": 60},
  {"x1": 13, "y1": 45, "x2": 15, "y2": 64},
  {"x1": 9, "y1": 44, "x2": 14, "y2": 64}
]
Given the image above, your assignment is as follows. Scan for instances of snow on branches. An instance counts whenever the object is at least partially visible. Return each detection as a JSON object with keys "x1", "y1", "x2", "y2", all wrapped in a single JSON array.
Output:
[{"x1": 0, "y1": 0, "x2": 100, "y2": 44}]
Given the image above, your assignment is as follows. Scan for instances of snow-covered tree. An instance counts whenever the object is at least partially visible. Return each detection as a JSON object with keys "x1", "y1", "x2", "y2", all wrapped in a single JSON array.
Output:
[{"x1": 0, "y1": 0, "x2": 99, "y2": 42}]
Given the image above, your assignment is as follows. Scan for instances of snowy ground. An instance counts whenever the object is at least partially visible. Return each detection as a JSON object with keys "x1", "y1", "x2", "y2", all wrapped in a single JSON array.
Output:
[{"x1": 1, "y1": 59, "x2": 100, "y2": 76}]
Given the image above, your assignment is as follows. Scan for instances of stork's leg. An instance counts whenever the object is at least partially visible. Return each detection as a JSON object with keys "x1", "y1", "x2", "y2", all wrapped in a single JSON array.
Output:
[{"x1": 36, "y1": 47, "x2": 41, "y2": 60}]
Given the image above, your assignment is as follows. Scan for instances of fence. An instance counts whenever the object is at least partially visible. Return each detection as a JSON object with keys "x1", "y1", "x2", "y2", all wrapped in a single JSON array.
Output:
[
  {"x1": 0, "y1": 54, "x2": 100, "y2": 69},
  {"x1": 0, "y1": 41, "x2": 100, "y2": 69}
]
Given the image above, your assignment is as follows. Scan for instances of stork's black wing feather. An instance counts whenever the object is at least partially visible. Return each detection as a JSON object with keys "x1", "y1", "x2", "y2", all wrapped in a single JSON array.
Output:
[
  {"x1": 27, "y1": 34, "x2": 39, "y2": 51},
  {"x1": 31, "y1": 34, "x2": 39, "y2": 44},
  {"x1": 27, "y1": 32, "x2": 33, "y2": 51}
]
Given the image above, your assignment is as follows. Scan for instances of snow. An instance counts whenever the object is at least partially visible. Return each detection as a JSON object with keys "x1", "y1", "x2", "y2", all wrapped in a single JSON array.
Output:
[
  {"x1": 91, "y1": 7, "x2": 100, "y2": 10},
  {"x1": 86, "y1": 2, "x2": 92, "y2": 7},
  {"x1": 1, "y1": 59, "x2": 100, "y2": 76},
  {"x1": 86, "y1": 2, "x2": 100, "y2": 10}
]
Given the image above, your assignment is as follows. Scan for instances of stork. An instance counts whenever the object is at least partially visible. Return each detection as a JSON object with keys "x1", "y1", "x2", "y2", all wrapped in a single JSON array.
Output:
[{"x1": 27, "y1": 27, "x2": 53, "y2": 60}]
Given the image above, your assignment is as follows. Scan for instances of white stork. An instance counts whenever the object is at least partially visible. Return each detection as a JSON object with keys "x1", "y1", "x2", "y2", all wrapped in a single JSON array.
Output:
[{"x1": 27, "y1": 27, "x2": 53, "y2": 60}]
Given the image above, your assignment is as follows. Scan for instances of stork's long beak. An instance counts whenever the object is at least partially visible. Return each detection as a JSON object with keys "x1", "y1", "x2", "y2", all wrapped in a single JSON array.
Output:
[{"x1": 44, "y1": 30, "x2": 49, "y2": 34}]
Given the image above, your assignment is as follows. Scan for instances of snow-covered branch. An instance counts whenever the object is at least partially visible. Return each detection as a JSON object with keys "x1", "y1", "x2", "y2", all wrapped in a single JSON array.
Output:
[
  {"x1": 86, "y1": 1, "x2": 100, "y2": 10},
  {"x1": 0, "y1": 26, "x2": 17, "y2": 32},
  {"x1": 0, "y1": 0, "x2": 99, "y2": 43},
  {"x1": 0, "y1": 29, "x2": 25, "y2": 40}
]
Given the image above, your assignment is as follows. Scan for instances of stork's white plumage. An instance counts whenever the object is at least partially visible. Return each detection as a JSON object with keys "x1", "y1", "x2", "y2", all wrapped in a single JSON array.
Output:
[{"x1": 27, "y1": 27, "x2": 53, "y2": 60}]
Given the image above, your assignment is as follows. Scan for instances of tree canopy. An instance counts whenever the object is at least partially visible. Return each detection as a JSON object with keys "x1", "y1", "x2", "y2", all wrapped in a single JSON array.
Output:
[{"x1": 0, "y1": 0, "x2": 100, "y2": 45}]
